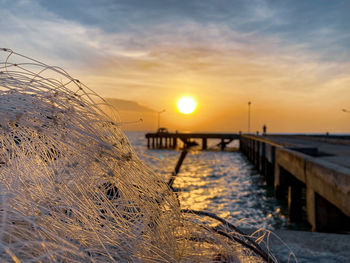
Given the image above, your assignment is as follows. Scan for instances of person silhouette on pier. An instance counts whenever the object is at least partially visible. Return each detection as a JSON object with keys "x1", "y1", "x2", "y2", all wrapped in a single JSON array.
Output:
[{"x1": 263, "y1": 125, "x2": 267, "y2": 135}]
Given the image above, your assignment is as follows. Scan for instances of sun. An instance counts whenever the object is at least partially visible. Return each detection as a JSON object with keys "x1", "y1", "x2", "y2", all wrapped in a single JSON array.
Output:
[{"x1": 177, "y1": 96, "x2": 197, "y2": 114}]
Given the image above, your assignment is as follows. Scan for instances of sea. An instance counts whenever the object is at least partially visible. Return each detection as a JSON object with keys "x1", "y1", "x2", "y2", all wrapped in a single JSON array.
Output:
[
  {"x1": 126, "y1": 131, "x2": 289, "y2": 230},
  {"x1": 125, "y1": 132, "x2": 350, "y2": 262}
]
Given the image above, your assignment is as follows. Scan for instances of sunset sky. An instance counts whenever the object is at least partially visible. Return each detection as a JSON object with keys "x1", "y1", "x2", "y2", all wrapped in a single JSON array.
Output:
[{"x1": 1, "y1": 0, "x2": 350, "y2": 133}]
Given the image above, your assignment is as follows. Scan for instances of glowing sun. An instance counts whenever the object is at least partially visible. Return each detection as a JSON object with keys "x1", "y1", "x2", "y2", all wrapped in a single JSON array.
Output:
[{"x1": 177, "y1": 96, "x2": 197, "y2": 114}]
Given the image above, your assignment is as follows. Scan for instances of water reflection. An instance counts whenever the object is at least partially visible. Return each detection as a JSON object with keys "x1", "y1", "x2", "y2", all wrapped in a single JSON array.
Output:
[{"x1": 127, "y1": 132, "x2": 287, "y2": 230}]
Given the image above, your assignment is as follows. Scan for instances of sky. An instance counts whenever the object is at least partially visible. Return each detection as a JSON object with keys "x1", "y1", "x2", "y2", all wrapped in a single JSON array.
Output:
[{"x1": 1, "y1": 0, "x2": 350, "y2": 133}]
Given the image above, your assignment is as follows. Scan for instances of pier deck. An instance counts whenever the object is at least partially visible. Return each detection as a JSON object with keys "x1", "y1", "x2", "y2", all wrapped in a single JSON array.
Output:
[{"x1": 263, "y1": 135, "x2": 350, "y2": 169}]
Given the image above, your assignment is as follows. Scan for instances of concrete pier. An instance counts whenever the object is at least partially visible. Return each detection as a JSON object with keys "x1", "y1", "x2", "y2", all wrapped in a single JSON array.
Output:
[
  {"x1": 240, "y1": 135, "x2": 350, "y2": 232},
  {"x1": 145, "y1": 131, "x2": 350, "y2": 232}
]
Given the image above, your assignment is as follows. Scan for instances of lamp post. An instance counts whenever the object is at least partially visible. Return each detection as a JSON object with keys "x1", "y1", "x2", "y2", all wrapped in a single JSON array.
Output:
[
  {"x1": 157, "y1": 109, "x2": 166, "y2": 130},
  {"x1": 248, "y1": 101, "x2": 251, "y2": 133}
]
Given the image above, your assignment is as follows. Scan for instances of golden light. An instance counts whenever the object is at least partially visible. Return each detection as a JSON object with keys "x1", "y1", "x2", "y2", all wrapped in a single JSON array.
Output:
[{"x1": 177, "y1": 96, "x2": 197, "y2": 114}]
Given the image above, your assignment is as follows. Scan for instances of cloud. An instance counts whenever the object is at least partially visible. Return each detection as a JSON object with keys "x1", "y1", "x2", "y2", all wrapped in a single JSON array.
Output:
[
  {"x1": 105, "y1": 98, "x2": 155, "y2": 112},
  {"x1": 2, "y1": 0, "x2": 349, "y2": 65},
  {"x1": 1, "y1": 0, "x2": 349, "y2": 131}
]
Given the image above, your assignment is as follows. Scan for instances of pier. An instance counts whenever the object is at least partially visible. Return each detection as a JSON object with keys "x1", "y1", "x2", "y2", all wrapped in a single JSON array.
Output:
[
  {"x1": 145, "y1": 131, "x2": 239, "y2": 150},
  {"x1": 145, "y1": 131, "x2": 350, "y2": 232},
  {"x1": 240, "y1": 134, "x2": 350, "y2": 233}
]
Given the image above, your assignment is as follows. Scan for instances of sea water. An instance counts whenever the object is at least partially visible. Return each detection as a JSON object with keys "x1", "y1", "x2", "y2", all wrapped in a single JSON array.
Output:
[{"x1": 126, "y1": 131, "x2": 288, "y2": 230}]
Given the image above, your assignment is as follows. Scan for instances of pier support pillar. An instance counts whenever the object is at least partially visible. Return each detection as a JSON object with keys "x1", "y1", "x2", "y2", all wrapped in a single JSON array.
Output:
[
  {"x1": 147, "y1": 138, "x2": 150, "y2": 148},
  {"x1": 239, "y1": 137, "x2": 245, "y2": 153},
  {"x1": 202, "y1": 138, "x2": 207, "y2": 150},
  {"x1": 306, "y1": 187, "x2": 316, "y2": 231},
  {"x1": 165, "y1": 137, "x2": 168, "y2": 148},
  {"x1": 253, "y1": 140, "x2": 256, "y2": 164},
  {"x1": 265, "y1": 146, "x2": 275, "y2": 186},
  {"x1": 256, "y1": 141, "x2": 260, "y2": 168},
  {"x1": 250, "y1": 140, "x2": 253, "y2": 161},
  {"x1": 220, "y1": 139, "x2": 225, "y2": 151},
  {"x1": 274, "y1": 165, "x2": 288, "y2": 200},
  {"x1": 173, "y1": 138, "x2": 177, "y2": 149},
  {"x1": 160, "y1": 137, "x2": 163, "y2": 148},
  {"x1": 266, "y1": 161, "x2": 274, "y2": 186},
  {"x1": 288, "y1": 180, "x2": 303, "y2": 222},
  {"x1": 254, "y1": 140, "x2": 257, "y2": 164},
  {"x1": 152, "y1": 138, "x2": 155, "y2": 148},
  {"x1": 314, "y1": 193, "x2": 350, "y2": 232},
  {"x1": 247, "y1": 139, "x2": 251, "y2": 160},
  {"x1": 259, "y1": 143, "x2": 266, "y2": 173}
]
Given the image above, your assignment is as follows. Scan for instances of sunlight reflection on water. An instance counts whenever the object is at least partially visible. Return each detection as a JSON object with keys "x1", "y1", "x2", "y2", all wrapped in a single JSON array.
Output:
[{"x1": 126, "y1": 132, "x2": 288, "y2": 230}]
